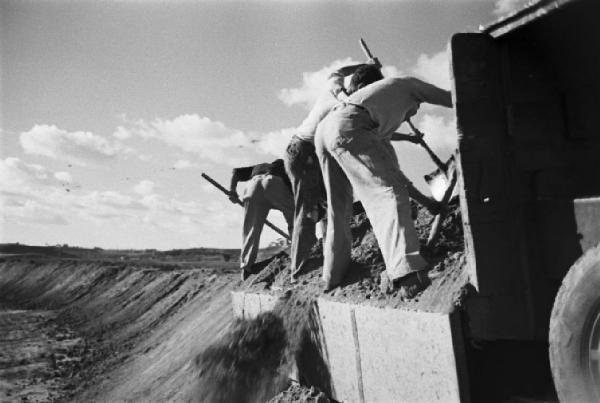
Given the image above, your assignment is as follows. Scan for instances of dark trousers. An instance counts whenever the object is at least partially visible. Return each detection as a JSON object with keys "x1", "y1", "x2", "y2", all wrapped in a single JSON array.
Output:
[{"x1": 283, "y1": 136, "x2": 325, "y2": 277}]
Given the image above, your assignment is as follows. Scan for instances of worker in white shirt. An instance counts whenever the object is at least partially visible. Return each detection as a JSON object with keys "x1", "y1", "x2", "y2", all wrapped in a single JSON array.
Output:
[
  {"x1": 315, "y1": 73, "x2": 452, "y2": 296},
  {"x1": 283, "y1": 59, "x2": 382, "y2": 281}
]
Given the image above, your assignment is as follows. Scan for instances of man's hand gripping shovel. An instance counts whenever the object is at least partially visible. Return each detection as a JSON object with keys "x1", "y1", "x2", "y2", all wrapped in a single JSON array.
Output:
[{"x1": 406, "y1": 120, "x2": 458, "y2": 249}]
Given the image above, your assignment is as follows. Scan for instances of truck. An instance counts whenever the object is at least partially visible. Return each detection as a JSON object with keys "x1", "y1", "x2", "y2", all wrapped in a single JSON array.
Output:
[{"x1": 451, "y1": 0, "x2": 600, "y2": 400}]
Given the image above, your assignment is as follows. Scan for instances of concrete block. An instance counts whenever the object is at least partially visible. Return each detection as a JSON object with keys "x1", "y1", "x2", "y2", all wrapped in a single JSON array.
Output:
[
  {"x1": 242, "y1": 292, "x2": 262, "y2": 319},
  {"x1": 316, "y1": 299, "x2": 362, "y2": 403},
  {"x1": 231, "y1": 291, "x2": 245, "y2": 318},
  {"x1": 354, "y1": 305, "x2": 465, "y2": 403},
  {"x1": 231, "y1": 292, "x2": 279, "y2": 320},
  {"x1": 259, "y1": 293, "x2": 279, "y2": 312},
  {"x1": 231, "y1": 292, "x2": 468, "y2": 403}
]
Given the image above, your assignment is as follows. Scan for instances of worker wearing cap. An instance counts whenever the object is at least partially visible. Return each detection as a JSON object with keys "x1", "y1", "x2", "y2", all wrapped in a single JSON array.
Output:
[
  {"x1": 315, "y1": 74, "x2": 452, "y2": 296},
  {"x1": 229, "y1": 159, "x2": 294, "y2": 280},
  {"x1": 283, "y1": 60, "x2": 383, "y2": 281}
]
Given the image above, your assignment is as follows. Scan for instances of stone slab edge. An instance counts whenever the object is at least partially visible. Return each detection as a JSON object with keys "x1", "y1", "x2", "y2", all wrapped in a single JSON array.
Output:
[{"x1": 231, "y1": 291, "x2": 469, "y2": 402}]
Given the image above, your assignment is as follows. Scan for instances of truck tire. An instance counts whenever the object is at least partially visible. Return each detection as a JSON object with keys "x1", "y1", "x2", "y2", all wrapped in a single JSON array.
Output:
[{"x1": 550, "y1": 244, "x2": 600, "y2": 403}]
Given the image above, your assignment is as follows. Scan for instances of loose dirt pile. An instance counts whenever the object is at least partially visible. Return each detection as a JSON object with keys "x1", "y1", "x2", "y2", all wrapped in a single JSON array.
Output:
[
  {"x1": 268, "y1": 383, "x2": 329, "y2": 403},
  {"x1": 243, "y1": 198, "x2": 469, "y2": 312},
  {"x1": 191, "y1": 201, "x2": 468, "y2": 402}
]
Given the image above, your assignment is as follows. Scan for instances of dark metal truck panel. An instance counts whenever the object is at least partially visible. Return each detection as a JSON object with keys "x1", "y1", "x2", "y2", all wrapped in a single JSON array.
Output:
[{"x1": 451, "y1": 0, "x2": 600, "y2": 341}]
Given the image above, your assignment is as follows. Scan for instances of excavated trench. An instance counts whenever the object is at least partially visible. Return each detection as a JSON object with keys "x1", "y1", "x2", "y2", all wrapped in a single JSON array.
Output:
[{"x1": 0, "y1": 257, "x2": 238, "y2": 402}]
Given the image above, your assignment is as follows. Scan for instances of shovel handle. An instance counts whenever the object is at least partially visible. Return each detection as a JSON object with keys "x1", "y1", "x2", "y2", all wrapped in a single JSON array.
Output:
[{"x1": 201, "y1": 173, "x2": 290, "y2": 240}]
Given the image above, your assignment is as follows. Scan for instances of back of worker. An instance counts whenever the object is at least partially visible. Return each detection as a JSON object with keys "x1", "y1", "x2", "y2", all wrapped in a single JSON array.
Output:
[
  {"x1": 229, "y1": 159, "x2": 293, "y2": 280},
  {"x1": 315, "y1": 73, "x2": 452, "y2": 296},
  {"x1": 348, "y1": 77, "x2": 452, "y2": 141}
]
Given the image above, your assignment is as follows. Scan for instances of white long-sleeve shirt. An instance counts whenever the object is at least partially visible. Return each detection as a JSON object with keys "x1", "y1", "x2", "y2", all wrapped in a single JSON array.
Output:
[
  {"x1": 348, "y1": 77, "x2": 452, "y2": 142},
  {"x1": 295, "y1": 72, "x2": 345, "y2": 143}
]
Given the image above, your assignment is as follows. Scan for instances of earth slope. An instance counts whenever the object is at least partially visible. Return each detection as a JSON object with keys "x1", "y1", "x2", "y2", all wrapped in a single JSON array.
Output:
[{"x1": 0, "y1": 256, "x2": 238, "y2": 402}]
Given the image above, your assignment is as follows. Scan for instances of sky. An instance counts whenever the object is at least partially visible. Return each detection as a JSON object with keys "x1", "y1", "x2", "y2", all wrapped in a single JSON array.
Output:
[{"x1": 0, "y1": 0, "x2": 530, "y2": 250}]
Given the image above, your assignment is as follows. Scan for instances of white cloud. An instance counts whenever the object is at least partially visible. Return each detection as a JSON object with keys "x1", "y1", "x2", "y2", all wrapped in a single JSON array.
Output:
[
  {"x1": 173, "y1": 159, "x2": 202, "y2": 169},
  {"x1": 93, "y1": 191, "x2": 136, "y2": 208},
  {"x1": 278, "y1": 58, "x2": 360, "y2": 110},
  {"x1": 493, "y1": 0, "x2": 533, "y2": 16},
  {"x1": 253, "y1": 127, "x2": 295, "y2": 158},
  {"x1": 116, "y1": 114, "x2": 254, "y2": 165},
  {"x1": 116, "y1": 114, "x2": 288, "y2": 165},
  {"x1": 414, "y1": 113, "x2": 457, "y2": 157},
  {"x1": 0, "y1": 158, "x2": 243, "y2": 247},
  {"x1": 278, "y1": 58, "x2": 409, "y2": 111},
  {"x1": 113, "y1": 126, "x2": 132, "y2": 140},
  {"x1": 155, "y1": 115, "x2": 251, "y2": 153},
  {"x1": 133, "y1": 180, "x2": 155, "y2": 196},
  {"x1": 410, "y1": 51, "x2": 450, "y2": 89},
  {"x1": 381, "y1": 65, "x2": 403, "y2": 78},
  {"x1": 0, "y1": 157, "x2": 71, "y2": 190},
  {"x1": 20, "y1": 124, "x2": 133, "y2": 166},
  {"x1": 54, "y1": 171, "x2": 73, "y2": 182},
  {"x1": 55, "y1": 189, "x2": 146, "y2": 223},
  {"x1": 277, "y1": 53, "x2": 448, "y2": 113},
  {"x1": 3, "y1": 200, "x2": 68, "y2": 225}
]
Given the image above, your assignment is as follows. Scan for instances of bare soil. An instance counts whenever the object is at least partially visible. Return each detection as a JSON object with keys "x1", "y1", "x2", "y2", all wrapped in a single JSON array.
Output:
[
  {"x1": 243, "y1": 199, "x2": 470, "y2": 313},
  {"x1": 268, "y1": 383, "x2": 329, "y2": 403},
  {"x1": 0, "y1": 255, "x2": 239, "y2": 402},
  {"x1": 186, "y1": 200, "x2": 471, "y2": 403},
  {"x1": 0, "y1": 308, "x2": 85, "y2": 402},
  {"x1": 0, "y1": 200, "x2": 558, "y2": 402}
]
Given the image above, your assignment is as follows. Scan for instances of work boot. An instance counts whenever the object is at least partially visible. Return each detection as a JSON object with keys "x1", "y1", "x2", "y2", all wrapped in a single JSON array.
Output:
[
  {"x1": 397, "y1": 270, "x2": 431, "y2": 299},
  {"x1": 379, "y1": 269, "x2": 431, "y2": 299}
]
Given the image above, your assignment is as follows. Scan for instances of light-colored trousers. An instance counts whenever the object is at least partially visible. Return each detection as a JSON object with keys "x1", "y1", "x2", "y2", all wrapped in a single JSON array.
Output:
[
  {"x1": 283, "y1": 135, "x2": 324, "y2": 277},
  {"x1": 315, "y1": 104, "x2": 427, "y2": 288},
  {"x1": 240, "y1": 174, "x2": 294, "y2": 272}
]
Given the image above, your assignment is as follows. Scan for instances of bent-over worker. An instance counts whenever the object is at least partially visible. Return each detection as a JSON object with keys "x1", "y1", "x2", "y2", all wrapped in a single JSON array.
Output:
[
  {"x1": 283, "y1": 59, "x2": 383, "y2": 281},
  {"x1": 315, "y1": 72, "x2": 452, "y2": 296},
  {"x1": 229, "y1": 159, "x2": 294, "y2": 280}
]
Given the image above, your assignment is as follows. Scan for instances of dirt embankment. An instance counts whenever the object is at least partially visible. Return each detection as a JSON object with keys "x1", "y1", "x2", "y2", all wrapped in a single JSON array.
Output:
[
  {"x1": 0, "y1": 257, "x2": 238, "y2": 402},
  {"x1": 0, "y1": 199, "x2": 467, "y2": 402},
  {"x1": 186, "y1": 200, "x2": 470, "y2": 403},
  {"x1": 225, "y1": 198, "x2": 556, "y2": 403},
  {"x1": 243, "y1": 199, "x2": 469, "y2": 313}
]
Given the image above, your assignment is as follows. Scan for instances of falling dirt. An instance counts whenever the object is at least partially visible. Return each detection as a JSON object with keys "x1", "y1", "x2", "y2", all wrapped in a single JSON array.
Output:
[
  {"x1": 189, "y1": 289, "x2": 327, "y2": 403},
  {"x1": 190, "y1": 312, "x2": 289, "y2": 403}
]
